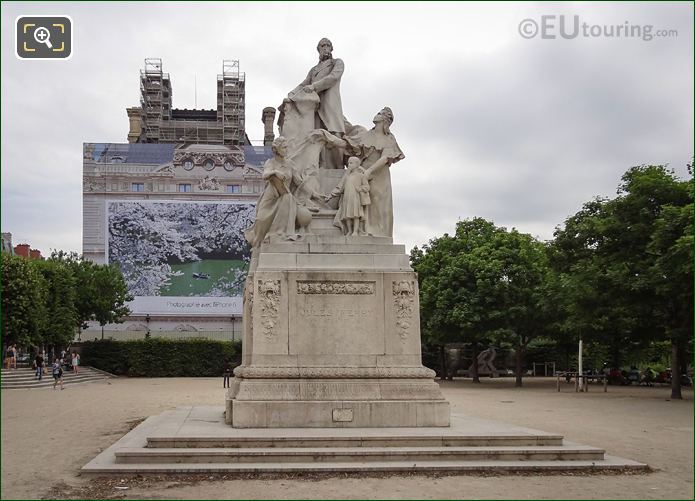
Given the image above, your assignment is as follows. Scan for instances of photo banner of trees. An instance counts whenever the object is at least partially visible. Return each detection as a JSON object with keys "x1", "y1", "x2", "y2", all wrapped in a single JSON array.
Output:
[{"x1": 107, "y1": 201, "x2": 255, "y2": 298}]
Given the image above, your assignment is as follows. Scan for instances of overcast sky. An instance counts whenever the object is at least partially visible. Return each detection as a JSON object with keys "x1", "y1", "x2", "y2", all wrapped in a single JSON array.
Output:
[{"x1": 1, "y1": 2, "x2": 692, "y2": 255}]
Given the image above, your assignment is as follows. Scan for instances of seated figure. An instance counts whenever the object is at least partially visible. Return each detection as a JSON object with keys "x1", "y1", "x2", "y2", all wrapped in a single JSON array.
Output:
[{"x1": 245, "y1": 137, "x2": 304, "y2": 247}]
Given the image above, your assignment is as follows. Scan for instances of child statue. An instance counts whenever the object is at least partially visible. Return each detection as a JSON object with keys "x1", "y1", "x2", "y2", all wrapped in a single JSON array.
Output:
[{"x1": 325, "y1": 156, "x2": 371, "y2": 236}]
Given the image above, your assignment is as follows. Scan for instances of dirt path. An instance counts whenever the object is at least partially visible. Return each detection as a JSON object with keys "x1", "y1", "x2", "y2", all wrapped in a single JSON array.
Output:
[{"x1": 1, "y1": 377, "x2": 692, "y2": 499}]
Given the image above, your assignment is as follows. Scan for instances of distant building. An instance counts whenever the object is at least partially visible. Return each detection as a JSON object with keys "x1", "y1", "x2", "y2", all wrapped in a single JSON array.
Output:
[
  {"x1": 12, "y1": 243, "x2": 43, "y2": 259},
  {"x1": 82, "y1": 58, "x2": 274, "y2": 342},
  {"x1": 1, "y1": 233, "x2": 14, "y2": 254}
]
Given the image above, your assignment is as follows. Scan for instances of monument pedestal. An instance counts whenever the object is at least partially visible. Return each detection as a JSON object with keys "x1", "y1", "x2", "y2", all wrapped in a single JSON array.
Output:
[{"x1": 226, "y1": 222, "x2": 450, "y2": 428}]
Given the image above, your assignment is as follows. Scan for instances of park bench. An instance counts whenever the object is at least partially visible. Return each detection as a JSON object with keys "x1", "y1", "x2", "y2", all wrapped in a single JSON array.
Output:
[{"x1": 556, "y1": 371, "x2": 608, "y2": 392}]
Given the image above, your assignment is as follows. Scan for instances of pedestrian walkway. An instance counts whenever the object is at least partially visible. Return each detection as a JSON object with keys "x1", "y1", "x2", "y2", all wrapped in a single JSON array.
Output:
[{"x1": 1, "y1": 366, "x2": 113, "y2": 389}]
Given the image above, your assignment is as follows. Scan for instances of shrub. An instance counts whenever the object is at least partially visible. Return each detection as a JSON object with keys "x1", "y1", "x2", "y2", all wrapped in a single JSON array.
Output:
[{"x1": 80, "y1": 338, "x2": 241, "y2": 377}]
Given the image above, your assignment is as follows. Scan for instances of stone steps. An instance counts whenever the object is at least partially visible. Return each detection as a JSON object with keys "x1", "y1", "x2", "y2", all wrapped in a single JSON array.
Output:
[
  {"x1": 81, "y1": 406, "x2": 648, "y2": 475},
  {"x1": 84, "y1": 456, "x2": 646, "y2": 474},
  {"x1": 1, "y1": 367, "x2": 111, "y2": 389},
  {"x1": 147, "y1": 434, "x2": 564, "y2": 448},
  {"x1": 115, "y1": 445, "x2": 605, "y2": 464}
]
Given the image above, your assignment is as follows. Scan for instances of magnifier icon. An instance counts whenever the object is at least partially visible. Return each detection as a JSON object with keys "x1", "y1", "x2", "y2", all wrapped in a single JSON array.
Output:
[{"x1": 34, "y1": 26, "x2": 53, "y2": 49}]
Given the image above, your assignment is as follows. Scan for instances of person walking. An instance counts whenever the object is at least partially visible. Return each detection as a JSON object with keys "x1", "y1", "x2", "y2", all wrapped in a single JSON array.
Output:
[
  {"x1": 52, "y1": 359, "x2": 64, "y2": 390},
  {"x1": 35, "y1": 351, "x2": 44, "y2": 381},
  {"x1": 42, "y1": 348, "x2": 48, "y2": 375},
  {"x1": 223, "y1": 358, "x2": 232, "y2": 389},
  {"x1": 71, "y1": 351, "x2": 80, "y2": 375},
  {"x1": 9, "y1": 344, "x2": 17, "y2": 369},
  {"x1": 3, "y1": 344, "x2": 10, "y2": 369}
]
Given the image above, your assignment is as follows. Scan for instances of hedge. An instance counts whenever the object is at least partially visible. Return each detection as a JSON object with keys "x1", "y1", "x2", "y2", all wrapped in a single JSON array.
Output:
[{"x1": 80, "y1": 338, "x2": 241, "y2": 377}]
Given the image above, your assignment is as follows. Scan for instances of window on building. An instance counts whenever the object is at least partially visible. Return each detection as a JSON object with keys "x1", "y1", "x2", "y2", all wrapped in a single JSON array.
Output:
[
  {"x1": 203, "y1": 159, "x2": 215, "y2": 171},
  {"x1": 178, "y1": 184, "x2": 192, "y2": 193},
  {"x1": 182, "y1": 158, "x2": 194, "y2": 170},
  {"x1": 131, "y1": 183, "x2": 144, "y2": 192},
  {"x1": 226, "y1": 184, "x2": 242, "y2": 194},
  {"x1": 223, "y1": 160, "x2": 234, "y2": 171}
]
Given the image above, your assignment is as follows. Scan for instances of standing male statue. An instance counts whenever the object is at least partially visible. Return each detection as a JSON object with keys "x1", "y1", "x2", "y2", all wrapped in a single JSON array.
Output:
[{"x1": 288, "y1": 37, "x2": 346, "y2": 169}]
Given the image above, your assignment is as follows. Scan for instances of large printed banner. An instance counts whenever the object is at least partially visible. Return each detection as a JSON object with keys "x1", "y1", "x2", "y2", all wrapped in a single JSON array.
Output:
[{"x1": 107, "y1": 200, "x2": 254, "y2": 316}]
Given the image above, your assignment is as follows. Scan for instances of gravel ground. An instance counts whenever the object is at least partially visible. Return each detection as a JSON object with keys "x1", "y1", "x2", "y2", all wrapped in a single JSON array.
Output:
[{"x1": 1, "y1": 376, "x2": 692, "y2": 499}]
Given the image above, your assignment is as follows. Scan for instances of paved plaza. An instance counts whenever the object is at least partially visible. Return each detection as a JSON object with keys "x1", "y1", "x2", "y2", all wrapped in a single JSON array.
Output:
[{"x1": 1, "y1": 376, "x2": 692, "y2": 499}]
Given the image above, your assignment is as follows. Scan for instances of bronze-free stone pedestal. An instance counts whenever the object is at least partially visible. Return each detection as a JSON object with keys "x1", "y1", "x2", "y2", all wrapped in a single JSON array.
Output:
[{"x1": 226, "y1": 215, "x2": 450, "y2": 427}]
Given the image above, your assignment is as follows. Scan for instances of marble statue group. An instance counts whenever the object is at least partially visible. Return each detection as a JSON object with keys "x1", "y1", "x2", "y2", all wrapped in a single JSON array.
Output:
[
  {"x1": 245, "y1": 37, "x2": 405, "y2": 247},
  {"x1": 230, "y1": 37, "x2": 448, "y2": 429}
]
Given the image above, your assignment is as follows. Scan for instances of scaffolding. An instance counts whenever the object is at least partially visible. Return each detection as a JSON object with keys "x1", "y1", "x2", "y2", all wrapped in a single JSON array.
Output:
[
  {"x1": 136, "y1": 58, "x2": 246, "y2": 146},
  {"x1": 217, "y1": 60, "x2": 246, "y2": 146},
  {"x1": 139, "y1": 58, "x2": 172, "y2": 143}
]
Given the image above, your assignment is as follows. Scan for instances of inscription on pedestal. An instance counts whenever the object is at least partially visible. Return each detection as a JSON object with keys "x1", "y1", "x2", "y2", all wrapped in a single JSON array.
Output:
[
  {"x1": 289, "y1": 276, "x2": 384, "y2": 355},
  {"x1": 299, "y1": 308, "x2": 373, "y2": 319}
]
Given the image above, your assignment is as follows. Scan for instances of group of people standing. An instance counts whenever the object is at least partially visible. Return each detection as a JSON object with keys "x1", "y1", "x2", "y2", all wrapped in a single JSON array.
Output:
[{"x1": 3, "y1": 344, "x2": 79, "y2": 390}]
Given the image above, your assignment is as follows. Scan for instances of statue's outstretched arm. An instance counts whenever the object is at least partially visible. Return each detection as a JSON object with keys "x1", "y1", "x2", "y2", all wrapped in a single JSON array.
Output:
[
  {"x1": 364, "y1": 155, "x2": 390, "y2": 180},
  {"x1": 308, "y1": 129, "x2": 347, "y2": 148}
]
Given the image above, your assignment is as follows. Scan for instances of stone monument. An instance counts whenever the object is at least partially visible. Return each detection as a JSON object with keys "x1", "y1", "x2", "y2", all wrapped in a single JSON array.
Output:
[
  {"x1": 81, "y1": 41, "x2": 646, "y2": 476},
  {"x1": 226, "y1": 38, "x2": 449, "y2": 428}
]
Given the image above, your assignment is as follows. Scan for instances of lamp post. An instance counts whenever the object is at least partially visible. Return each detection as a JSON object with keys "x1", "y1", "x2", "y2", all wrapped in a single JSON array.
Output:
[{"x1": 145, "y1": 314, "x2": 151, "y2": 339}]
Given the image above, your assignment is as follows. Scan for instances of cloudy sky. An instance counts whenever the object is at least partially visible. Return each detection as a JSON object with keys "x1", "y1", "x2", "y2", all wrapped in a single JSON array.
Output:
[{"x1": 1, "y1": 2, "x2": 692, "y2": 255}]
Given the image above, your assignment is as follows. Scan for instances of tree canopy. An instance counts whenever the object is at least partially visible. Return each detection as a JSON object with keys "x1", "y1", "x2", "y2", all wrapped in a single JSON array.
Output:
[
  {"x1": 412, "y1": 218, "x2": 551, "y2": 385},
  {"x1": 413, "y1": 163, "x2": 692, "y2": 396},
  {"x1": 1, "y1": 251, "x2": 132, "y2": 348}
]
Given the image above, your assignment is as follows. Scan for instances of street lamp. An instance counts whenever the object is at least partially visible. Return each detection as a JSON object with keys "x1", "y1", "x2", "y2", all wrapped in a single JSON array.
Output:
[{"x1": 145, "y1": 314, "x2": 151, "y2": 339}]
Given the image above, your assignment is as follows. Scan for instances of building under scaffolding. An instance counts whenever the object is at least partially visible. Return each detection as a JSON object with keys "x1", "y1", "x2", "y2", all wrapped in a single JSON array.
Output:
[
  {"x1": 127, "y1": 58, "x2": 247, "y2": 147},
  {"x1": 82, "y1": 57, "x2": 275, "y2": 342}
]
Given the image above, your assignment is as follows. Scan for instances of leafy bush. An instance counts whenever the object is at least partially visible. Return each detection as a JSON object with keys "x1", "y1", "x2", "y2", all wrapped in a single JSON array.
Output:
[{"x1": 80, "y1": 339, "x2": 241, "y2": 377}]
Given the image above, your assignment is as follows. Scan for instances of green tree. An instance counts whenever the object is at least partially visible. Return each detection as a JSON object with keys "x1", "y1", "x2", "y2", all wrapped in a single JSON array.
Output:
[
  {"x1": 90, "y1": 263, "x2": 132, "y2": 331},
  {"x1": 49, "y1": 251, "x2": 132, "y2": 334},
  {"x1": 412, "y1": 218, "x2": 502, "y2": 382},
  {"x1": 35, "y1": 258, "x2": 77, "y2": 347},
  {"x1": 549, "y1": 197, "x2": 638, "y2": 365},
  {"x1": 1, "y1": 254, "x2": 47, "y2": 346},
  {"x1": 551, "y1": 164, "x2": 692, "y2": 398},
  {"x1": 487, "y1": 230, "x2": 551, "y2": 387},
  {"x1": 412, "y1": 218, "x2": 551, "y2": 385},
  {"x1": 647, "y1": 199, "x2": 693, "y2": 398}
]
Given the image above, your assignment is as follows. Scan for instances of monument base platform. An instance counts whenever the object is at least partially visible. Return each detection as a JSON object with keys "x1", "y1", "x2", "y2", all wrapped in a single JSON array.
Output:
[
  {"x1": 81, "y1": 406, "x2": 648, "y2": 475},
  {"x1": 227, "y1": 398, "x2": 450, "y2": 428},
  {"x1": 233, "y1": 236, "x2": 450, "y2": 428}
]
